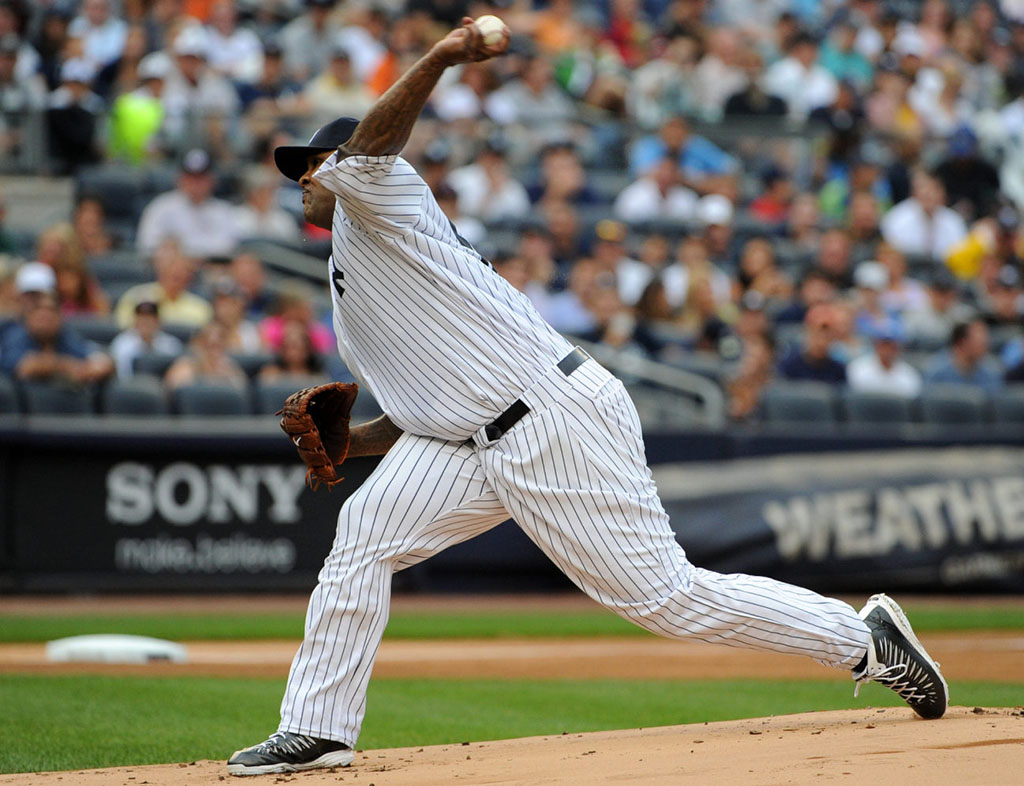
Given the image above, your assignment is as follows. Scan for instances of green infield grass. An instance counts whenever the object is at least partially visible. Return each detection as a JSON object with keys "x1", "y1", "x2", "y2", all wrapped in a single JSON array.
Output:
[
  {"x1": 2, "y1": 602, "x2": 1023, "y2": 643},
  {"x1": 0, "y1": 674, "x2": 1019, "y2": 774}
]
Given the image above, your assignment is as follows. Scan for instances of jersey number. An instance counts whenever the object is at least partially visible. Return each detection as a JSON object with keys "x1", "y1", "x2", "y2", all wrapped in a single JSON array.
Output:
[{"x1": 332, "y1": 269, "x2": 345, "y2": 299}]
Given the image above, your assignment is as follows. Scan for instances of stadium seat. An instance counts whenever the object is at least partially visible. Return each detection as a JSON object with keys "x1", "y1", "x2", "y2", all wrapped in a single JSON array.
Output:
[
  {"x1": 231, "y1": 351, "x2": 276, "y2": 379},
  {"x1": 162, "y1": 323, "x2": 199, "y2": 344},
  {"x1": 917, "y1": 384, "x2": 989, "y2": 425},
  {"x1": 760, "y1": 381, "x2": 838, "y2": 426},
  {"x1": 841, "y1": 390, "x2": 914, "y2": 425},
  {"x1": 253, "y1": 375, "x2": 329, "y2": 415},
  {"x1": 991, "y1": 385, "x2": 1024, "y2": 425},
  {"x1": 0, "y1": 374, "x2": 18, "y2": 414},
  {"x1": 133, "y1": 352, "x2": 179, "y2": 379},
  {"x1": 589, "y1": 170, "x2": 631, "y2": 204},
  {"x1": 19, "y1": 381, "x2": 95, "y2": 415},
  {"x1": 905, "y1": 333, "x2": 949, "y2": 353},
  {"x1": 665, "y1": 352, "x2": 733, "y2": 385},
  {"x1": 76, "y1": 165, "x2": 148, "y2": 239},
  {"x1": 102, "y1": 376, "x2": 168, "y2": 415},
  {"x1": 89, "y1": 252, "x2": 151, "y2": 287},
  {"x1": 64, "y1": 315, "x2": 121, "y2": 347},
  {"x1": 173, "y1": 382, "x2": 250, "y2": 416}
]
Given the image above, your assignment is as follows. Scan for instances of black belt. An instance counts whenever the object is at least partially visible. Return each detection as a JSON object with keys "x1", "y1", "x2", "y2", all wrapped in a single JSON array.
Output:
[{"x1": 479, "y1": 347, "x2": 589, "y2": 444}]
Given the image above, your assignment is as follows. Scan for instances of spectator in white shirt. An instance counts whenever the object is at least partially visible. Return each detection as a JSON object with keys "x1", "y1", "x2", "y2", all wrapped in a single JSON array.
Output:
[
  {"x1": 210, "y1": 278, "x2": 262, "y2": 354},
  {"x1": 661, "y1": 234, "x2": 733, "y2": 311},
  {"x1": 433, "y1": 183, "x2": 486, "y2": 249},
  {"x1": 109, "y1": 300, "x2": 184, "y2": 377},
  {"x1": 847, "y1": 318, "x2": 923, "y2": 398},
  {"x1": 69, "y1": 0, "x2": 127, "y2": 69},
  {"x1": 278, "y1": 0, "x2": 342, "y2": 83},
  {"x1": 136, "y1": 148, "x2": 241, "y2": 259},
  {"x1": 614, "y1": 156, "x2": 699, "y2": 225},
  {"x1": 204, "y1": 0, "x2": 264, "y2": 84},
  {"x1": 233, "y1": 165, "x2": 301, "y2": 244},
  {"x1": 762, "y1": 30, "x2": 839, "y2": 121},
  {"x1": 691, "y1": 27, "x2": 747, "y2": 121},
  {"x1": 161, "y1": 25, "x2": 241, "y2": 145},
  {"x1": 904, "y1": 268, "x2": 975, "y2": 347},
  {"x1": 446, "y1": 133, "x2": 531, "y2": 224},
  {"x1": 880, "y1": 169, "x2": 968, "y2": 261},
  {"x1": 589, "y1": 219, "x2": 651, "y2": 308},
  {"x1": 296, "y1": 45, "x2": 376, "y2": 124},
  {"x1": 484, "y1": 54, "x2": 575, "y2": 133}
]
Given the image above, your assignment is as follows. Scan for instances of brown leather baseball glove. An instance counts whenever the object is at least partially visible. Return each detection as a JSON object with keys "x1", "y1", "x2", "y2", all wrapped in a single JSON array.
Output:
[{"x1": 277, "y1": 382, "x2": 359, "y2": 490}]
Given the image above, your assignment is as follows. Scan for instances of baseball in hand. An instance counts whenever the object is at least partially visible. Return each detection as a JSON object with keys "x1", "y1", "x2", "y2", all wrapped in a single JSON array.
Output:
[{"x1": 473, "y1": 15, "x2": 508, "y2": 47}]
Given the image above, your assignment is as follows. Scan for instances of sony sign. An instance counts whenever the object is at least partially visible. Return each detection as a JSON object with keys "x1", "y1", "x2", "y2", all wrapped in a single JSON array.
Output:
[{"x1": 106, "y1": 462, "x2": 308, "y2": 526}]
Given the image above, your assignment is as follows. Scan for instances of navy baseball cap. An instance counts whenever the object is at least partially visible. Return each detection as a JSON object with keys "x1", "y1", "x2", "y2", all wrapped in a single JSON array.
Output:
[{"x1": 274, "y1": 117, "x2": 360, "y2": 181}]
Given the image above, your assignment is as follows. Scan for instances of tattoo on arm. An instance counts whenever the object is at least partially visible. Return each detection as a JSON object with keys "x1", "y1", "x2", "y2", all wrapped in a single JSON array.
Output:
[
  {"x1": 341, "y1": 52, "x2": 448, "y2": 158},
  {"x1": 347, "y1": 414, "x2": 404, "y2": 457},
  {"x1": 341, "y1": 19, "x2": 503, "y2": 158}
]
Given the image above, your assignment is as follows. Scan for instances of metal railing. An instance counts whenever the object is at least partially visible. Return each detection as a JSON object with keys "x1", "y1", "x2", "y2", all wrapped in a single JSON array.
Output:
[{"x1": 572, "y1": 337, "x2": 727, "y2": 430}]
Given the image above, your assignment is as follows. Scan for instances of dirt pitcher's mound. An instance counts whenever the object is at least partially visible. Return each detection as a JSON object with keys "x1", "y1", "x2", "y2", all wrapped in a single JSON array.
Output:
[{"x1": 2, "y1": 707, "x2": 1021, "y2": 786}]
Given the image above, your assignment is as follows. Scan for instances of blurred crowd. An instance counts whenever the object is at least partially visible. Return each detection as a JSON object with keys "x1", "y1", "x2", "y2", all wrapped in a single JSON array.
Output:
[{"x1": 0, "y1": 0, "x2": 1023, "y2": 421}]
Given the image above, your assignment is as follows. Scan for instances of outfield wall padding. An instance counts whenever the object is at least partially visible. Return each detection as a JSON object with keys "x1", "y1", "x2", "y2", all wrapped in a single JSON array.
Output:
[{"x1": 1, "y1": 417, "x2": 1021, "y2": 593}]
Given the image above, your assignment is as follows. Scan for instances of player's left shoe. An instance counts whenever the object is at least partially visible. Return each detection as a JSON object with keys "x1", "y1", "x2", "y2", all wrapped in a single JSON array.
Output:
[
  {"x1": 227, "y1": 731, "x2": 353, "y2": 776},
  {"x1": 852, "y1": 593, "x2": 948, "y2": 720}
]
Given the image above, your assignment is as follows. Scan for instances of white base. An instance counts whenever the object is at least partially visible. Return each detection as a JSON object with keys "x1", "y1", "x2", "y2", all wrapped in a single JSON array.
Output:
[{"x1": 45, "y1": 634, "x2": 188, "y2": 664}]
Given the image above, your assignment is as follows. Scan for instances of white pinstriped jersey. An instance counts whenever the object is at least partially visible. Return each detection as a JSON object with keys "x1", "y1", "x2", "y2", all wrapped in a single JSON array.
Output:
[
  {"x1": 314, "y1": 152, "x2": 573, "y2": 441},
  {"x1": 277, "y1": 150, "x2": 875, "y2": 754}
]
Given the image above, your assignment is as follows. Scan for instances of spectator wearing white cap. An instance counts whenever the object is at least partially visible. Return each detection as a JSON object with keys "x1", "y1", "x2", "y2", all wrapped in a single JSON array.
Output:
[
  {"x1": 46, "y1": 58, "x2": 104, "y2": 175},
  {"x1": 851, "y1": 260, "x2": 894, "y2": 336},
  {"x1": 15, "y1": 261, "x2": 56, "y2": 299},
  {"x1": 847, "y1": 317, "x2": 922, "y2": 398},
  {"x1": 68, "y1": 0, "x2": 127, "y2": 69},
  {"x1": 2, "y1": 260, "x2": 54, "y2": 338},
  {"x1": 136, "y1": 150, "x2": 241, "y2": 259},
  {"x1": 161, "y1": 24, "x2": 240, "y2": 146},
  {"x1": 697, "y1": 193, "x2": 738, "y2": 267},
  {"x1": 0, "y1": 290, "x2": 113, "y2": 384}
]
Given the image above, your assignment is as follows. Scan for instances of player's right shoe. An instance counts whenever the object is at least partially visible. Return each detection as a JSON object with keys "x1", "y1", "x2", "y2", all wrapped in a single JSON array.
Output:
[
  {"x1": 227, "y1": 731, "x2": 353, "y2": 776},
  {"x1": 852, "y1": 593, "x2": 948, "y2": 720}
]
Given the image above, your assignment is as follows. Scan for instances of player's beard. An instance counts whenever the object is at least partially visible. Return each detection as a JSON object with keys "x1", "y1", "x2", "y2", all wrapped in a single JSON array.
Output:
[{"x1": 303, "y1": 184, "x2": 335, "y2": 230}]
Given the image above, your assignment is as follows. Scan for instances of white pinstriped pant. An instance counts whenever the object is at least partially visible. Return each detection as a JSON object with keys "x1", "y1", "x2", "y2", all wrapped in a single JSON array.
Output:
[{"x1": 279, "y1": 356, "x2": 872, "y2": 745}]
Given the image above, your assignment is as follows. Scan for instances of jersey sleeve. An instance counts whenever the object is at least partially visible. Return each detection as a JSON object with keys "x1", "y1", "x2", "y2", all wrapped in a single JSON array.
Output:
[{"x1": 313, "y1": 153, "x2": 427, "y2": 235}]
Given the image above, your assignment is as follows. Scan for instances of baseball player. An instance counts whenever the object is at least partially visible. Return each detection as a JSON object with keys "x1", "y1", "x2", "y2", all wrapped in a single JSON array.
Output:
[{"x1": 227, "y1": 19, "x2": 947, "y2": 776}]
